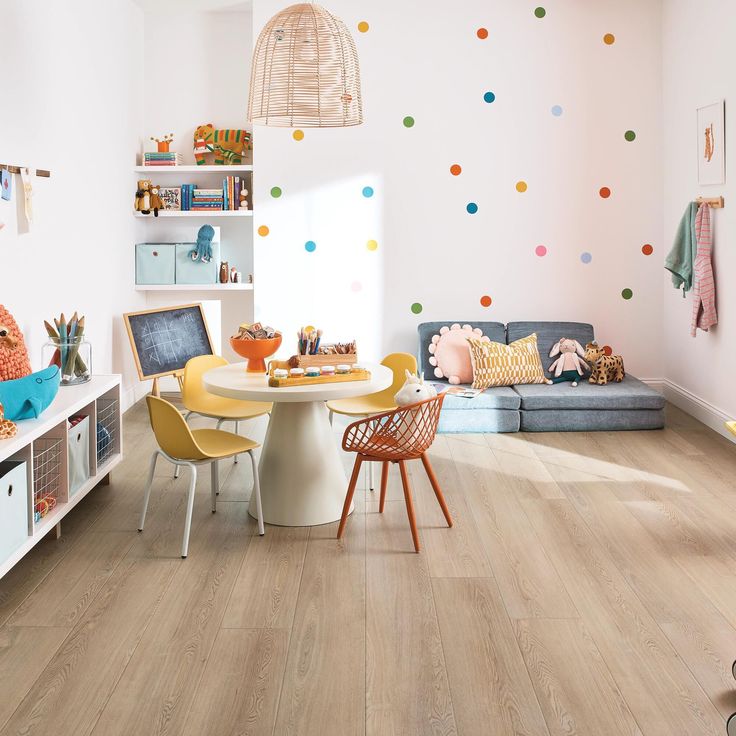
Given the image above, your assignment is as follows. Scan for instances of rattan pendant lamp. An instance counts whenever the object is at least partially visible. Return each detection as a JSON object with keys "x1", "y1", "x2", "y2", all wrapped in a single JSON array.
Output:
[{"x1": 248, "y1": 2, "x2": 363, "y2": 127}]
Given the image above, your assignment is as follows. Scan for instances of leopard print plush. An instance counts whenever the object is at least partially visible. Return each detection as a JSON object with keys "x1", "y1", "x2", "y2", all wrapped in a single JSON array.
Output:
[{"x1": 584, "y1": 342, "x2": 625, "y2": 385}]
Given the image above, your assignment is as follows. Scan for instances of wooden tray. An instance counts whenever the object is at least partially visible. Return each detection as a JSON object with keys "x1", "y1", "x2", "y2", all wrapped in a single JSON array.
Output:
[
  {"x1": 268, "y1": 369, "x2": 371, "y2": 388},
  {"x1": 294, "y1": 353, "x2": 358, "y2": 368}
]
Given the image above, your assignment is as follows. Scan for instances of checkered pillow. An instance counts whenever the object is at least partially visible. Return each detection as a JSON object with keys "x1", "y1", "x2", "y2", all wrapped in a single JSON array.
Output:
[{"x1": 467, "y1": 333, "x2": 550, "y2": 389}]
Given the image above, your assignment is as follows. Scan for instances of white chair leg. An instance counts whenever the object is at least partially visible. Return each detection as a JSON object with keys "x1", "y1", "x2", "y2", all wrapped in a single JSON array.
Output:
[
  {"x1": 210, "y1": 460, "x2": 219, "y2": 513},
  {"x1": 174, "y1": 413, "x2": 194, "y2": 479},
  {"x1": 234, "y1": 420, "x2": 239, "y2": 463},
  {"x1": 249, "y1": 450, "x2": 264, "y2": 536},
  {"x1": 369, "y1": 462, "x2": 375, "y2": 491},
  {"x1": 216, "y1": 417, "x2": 225, "y2": 429},
  {"x1": 138, "y1": 451, "x2": 160, "y2": 532},
  {"x1": 329, "y1": 410, "x2": 333, "y2": 426},
  {"x1": 182, "y1": 464, "x2": 197, "y2": 558}
]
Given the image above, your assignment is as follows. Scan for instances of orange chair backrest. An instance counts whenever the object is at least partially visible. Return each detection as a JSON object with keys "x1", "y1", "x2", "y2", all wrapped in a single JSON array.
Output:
[{"x1": 146, "y1": 395, "x2": 208, "y2": 461}]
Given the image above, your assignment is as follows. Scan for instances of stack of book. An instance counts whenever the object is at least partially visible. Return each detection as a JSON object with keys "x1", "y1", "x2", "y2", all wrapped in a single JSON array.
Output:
[
  {"x1": 191, "y1": 188, "x2": 224, "y2": 211},
  {"x1": 143, "y1": 152, "x2": 182, "y2": 166}
]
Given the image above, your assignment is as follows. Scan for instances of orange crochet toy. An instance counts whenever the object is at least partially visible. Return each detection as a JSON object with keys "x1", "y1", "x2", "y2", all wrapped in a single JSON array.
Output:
[{"x1": 0, "y1": 305, "x2": 32, "y2": 382}]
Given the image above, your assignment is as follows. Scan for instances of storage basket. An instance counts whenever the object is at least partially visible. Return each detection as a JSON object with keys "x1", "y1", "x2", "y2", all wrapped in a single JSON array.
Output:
[{"x1": 33, "y1": 437, "x2": 63, "y2": 523}]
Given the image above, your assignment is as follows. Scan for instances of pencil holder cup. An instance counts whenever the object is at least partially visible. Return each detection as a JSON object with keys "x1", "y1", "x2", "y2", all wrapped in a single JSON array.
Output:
[{"x1": 42, "y1": 338, "x2": 92, "y2": 386}]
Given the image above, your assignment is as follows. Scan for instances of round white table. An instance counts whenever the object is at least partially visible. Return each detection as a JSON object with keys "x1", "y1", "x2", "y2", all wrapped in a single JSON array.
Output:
[{"x1": 203, "y1": 362, "x2": 393, "y2": 526}]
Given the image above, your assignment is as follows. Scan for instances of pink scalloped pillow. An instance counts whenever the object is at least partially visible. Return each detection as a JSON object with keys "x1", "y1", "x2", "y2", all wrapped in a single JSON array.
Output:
[{"x1": 428, "y1": 323, "x2": 489, "y2": 384}]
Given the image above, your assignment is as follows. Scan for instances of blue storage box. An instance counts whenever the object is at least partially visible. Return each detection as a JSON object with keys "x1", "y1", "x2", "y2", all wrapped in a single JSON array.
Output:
[
  {"x1": 136, "y1": 243, "x2": 176, "y2": 285},
  {"x1": 0, "y1": 460, "x2": 29, "y2": 565},
  {"x1": 175, "y1": 241, "x2": 220, "y2": 284}
]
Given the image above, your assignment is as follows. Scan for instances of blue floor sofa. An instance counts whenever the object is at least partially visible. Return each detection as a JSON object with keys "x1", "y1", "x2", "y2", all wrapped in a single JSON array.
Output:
[{"x1": 418, "y1": 321, "x2": 665, "y2": 433}]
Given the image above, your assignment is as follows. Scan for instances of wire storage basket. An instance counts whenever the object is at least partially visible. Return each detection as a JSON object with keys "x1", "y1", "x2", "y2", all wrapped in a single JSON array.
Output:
[
  {"x1": 96, "y1": 396, "x2": 119, "y2": 467},
  {"x1": 33, "y1": 437, "x2": 63, "y2": 523}
]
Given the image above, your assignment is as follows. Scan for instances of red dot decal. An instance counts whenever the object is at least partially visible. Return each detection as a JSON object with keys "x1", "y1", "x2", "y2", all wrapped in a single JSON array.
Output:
[
  {"x1": 477, "y1": 27, "x2": 488, "y2": 39},
  {"x1": 603, "y1": 345, "x2": 613, "y2": 356},
  {"x1": 642, "y1": 243, "x2": 653, "y2": 255},
  {"x1": 599, "y1": 187, "x2": 611, "y2": 199},
  {"x1": 450, "y1": 164, "x2": 462, "y2": 176},
  {"x1": 480, "y1": 295, "x2": 492, "y2": 307}
]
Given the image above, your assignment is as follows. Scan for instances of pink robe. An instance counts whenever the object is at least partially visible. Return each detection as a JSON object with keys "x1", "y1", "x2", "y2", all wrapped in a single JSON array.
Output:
[{"x1": 690, "y1": 203, "x2": 717, "y2": 336}]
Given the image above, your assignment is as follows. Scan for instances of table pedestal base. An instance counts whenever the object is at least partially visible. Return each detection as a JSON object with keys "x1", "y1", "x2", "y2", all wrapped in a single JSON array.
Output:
[{"x1": 248, "y1": 401, "x2": 353, "y2": 526}]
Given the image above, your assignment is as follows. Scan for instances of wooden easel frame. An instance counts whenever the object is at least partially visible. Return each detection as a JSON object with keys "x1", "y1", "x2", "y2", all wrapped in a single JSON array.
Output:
[{"x1": 123, "y1": 303, "x2": 214, "y2": 395}]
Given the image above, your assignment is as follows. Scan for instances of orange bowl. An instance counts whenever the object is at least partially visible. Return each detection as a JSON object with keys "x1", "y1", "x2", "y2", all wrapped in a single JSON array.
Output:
[{"x1": 229, "y1": 333, "x2": 283, "y2": 373}]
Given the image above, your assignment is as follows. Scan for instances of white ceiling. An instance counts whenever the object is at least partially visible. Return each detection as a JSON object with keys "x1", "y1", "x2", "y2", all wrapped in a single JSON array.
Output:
[{"x1": 132, "y1": 0, "x2": 251, "y2": 12}]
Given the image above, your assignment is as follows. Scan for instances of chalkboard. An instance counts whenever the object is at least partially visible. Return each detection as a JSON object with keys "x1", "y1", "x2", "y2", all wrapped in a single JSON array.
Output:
[{"x1": 124, "y1": 303, "x2": 213, "y2": 380}]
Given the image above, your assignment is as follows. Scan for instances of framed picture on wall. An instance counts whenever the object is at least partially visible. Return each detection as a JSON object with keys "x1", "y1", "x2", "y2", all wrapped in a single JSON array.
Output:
[
  {"x1": 697, "y1": 100, "x2": 725, "y2": 185},
  {"x1": 159, "y1": 186, "x2": 181, "y2": 211}
]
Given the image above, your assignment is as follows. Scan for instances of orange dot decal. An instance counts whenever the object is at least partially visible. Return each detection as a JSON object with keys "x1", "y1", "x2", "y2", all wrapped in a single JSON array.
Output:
[
  {"x1": 450, "y1": 164, "x2": 462, "y2": 176},
  {"x1": 603, "y1": 345, "x2": 613, "y2": 356},
  {"x1": 357, "y1": 20, "x2": 369, "y2": 32},
  {"x1": 293, "y1": 129, "x2": 304, "y2": 141},
  {"x1": 642, "y1": 243, "x2": 653, "y2": 255},
  {"x1": 477, "y1": 27, "x2": 488, "y2": 39},
  {"x1": 599, "y1": 186, "x2": 611, "y2": 198},
  {"x1": 516, "y1": 180, "x2": 528, "y2": 193},
  {"x1": 257, "y1": 225, "x2": 269, "y2": 237},
  {"x1": 603, "y1": 33, "x2": 615, "y2": 45},
  {"x1": 480, "y1": 295, "x2": 492, "y2": 307}
]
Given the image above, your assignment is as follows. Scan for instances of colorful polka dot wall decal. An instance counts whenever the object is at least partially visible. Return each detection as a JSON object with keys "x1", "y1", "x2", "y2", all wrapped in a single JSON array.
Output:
[
  {"x1": 624, "y1": 130, "x2": 636, "y2": 142},
  {"x1": 411, "y1": 302, "x2": 423, "y2": 315},
  {"x1": 603, "y1": 33, "x2": 615, "y2": 45},
  {"x1": 621, "y1": 288, "x2": 633, "y2": 300},
  {"x1": 551, "y1": 105, "x2": 563, "y2": 116},
  {"x1": 480, "y1": 295, "x2": 492, "y2": 308},
  {"x1": 535, "y1": 245, "x2": 547, "y2": 257},
  {"x1": 403, "y1": 116, "x2": 415, "y2": 128},
  {"x1": 257, "y1": 225, "x2": 269, "y2": 237},
  {"x1": 450, "y1": 164, "x2": 462, "y2": 176},
  {"x1": 516, "y1": 180, "x2": 528, "y2": 193},
  {"x1": 642, "y1": 243, "x2": 654, "y2": 256},
  {"x1": 362, "y1": 186, "x2": 374, "y2": 198},
  {"x1": 270, "y1": 186, "x2": 282, "y2": 198},
  {"x1": 483, "y1": 91, "x2": 496, "y2": 103},
  {"x1": 599, "y1": 186, "x2": 611, "y2": 198},
  {"x1": 477, "y1": 27, "x2": 488, "y2": 39},
  {"x1": 293, "y1": 129, "x2": 304, "y2": 141},
  {"x1": 534, "y1": 7, "x2": 546, "y2": 18},
  {"x1": 357, "y1": 20, "x2": 369, "y2": 32},
  {"x1": 580, "y1": 252, "x2": 592, "y2": 264},
  {"x1": 304, "y1": 240, "x2": 316, "y2": 252},
  {"x1": 466, "y1": 202, "x2": 478, "y2": 214},
  {"x1": 602, "y1": 345, "x2": 613, "y2": 356},
  {"x1": 366, "y1": 239, "x2": 378, "y2": 251}
]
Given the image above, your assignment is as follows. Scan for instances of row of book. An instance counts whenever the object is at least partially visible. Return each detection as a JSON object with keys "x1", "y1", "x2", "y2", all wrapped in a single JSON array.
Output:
[
  {"x1": 143, "y1": 151, "x2": 183, "y2": 166},
  {"x1": 178, "y1": 178, "x2": 248, "y2": 211}
]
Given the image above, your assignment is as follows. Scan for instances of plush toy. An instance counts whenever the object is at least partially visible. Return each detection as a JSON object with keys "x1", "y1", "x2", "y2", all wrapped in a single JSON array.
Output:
[
  {"x1": 134, "y1": 179, "x2": 152, "y2": 214},
  {"x1": 584, "y1": 342, "x2": 625, "y2": 385},
  {"x1": 190, "y1": 224, "x2": 215, "y2": 263},
  {"x1": 548, "y1": 338, "x2": 589, "y2": 387},
  {"x1": 0, "y1": 401, "x2": 17, "y2": 440},
  {"x1": 394, "y1": 370, "x2": 437, "y2": 406},
  {"x1": 239, "y1": 187, "x2": 249, "y2": 210},
  {"x1": 194, "y1": 124, "x2": 252, "y2": 166},
  {"x1": 219, "y1": 262, "x2": 229, "y2": 284},
  {"x1": 428, "y1": 323, "x2": 490, "y2": 384},
  {"x1": 0, "y1": 365, "x2": 60, "y2": 421},
  {"x1": 0, "y1": 305, "x2": 32, "y2": 382},
  {"x1": 149, "y1": 184, "x2": 164, "y2": 217}
]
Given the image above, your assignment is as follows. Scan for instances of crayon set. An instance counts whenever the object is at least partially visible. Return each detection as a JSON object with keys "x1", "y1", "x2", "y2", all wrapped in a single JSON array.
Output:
[{"x1": 44, "y1": 312, "x2": 91, "y2": 385}]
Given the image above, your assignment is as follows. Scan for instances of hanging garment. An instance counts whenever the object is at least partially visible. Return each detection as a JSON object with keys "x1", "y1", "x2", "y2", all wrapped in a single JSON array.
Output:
[
  {"x1": 665, "y1": 202, "x2": 698, "y2": 295},
  {"x1": 690, "y1": 203, "x2": 717, "y2": 336}
]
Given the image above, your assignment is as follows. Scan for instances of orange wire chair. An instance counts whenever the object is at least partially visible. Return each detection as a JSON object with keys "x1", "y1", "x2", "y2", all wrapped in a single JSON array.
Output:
[{"x1": 336, "y1": 393, "x2": 452, "y2": 552}]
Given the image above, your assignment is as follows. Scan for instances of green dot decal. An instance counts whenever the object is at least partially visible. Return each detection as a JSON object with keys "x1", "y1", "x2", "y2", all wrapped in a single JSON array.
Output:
[
  {"x1": 410, "y1": 302, "x2": 423, "y2": 315},
  {"x1": 534, "y1": 7, "x2": 546, "y2": 18},
  {"x1": 270, "y1": 186, "x2": 282, "y2": 198},
  {"x1": 621, "y1": 288, "x2": 633, "y2": 300},
  {"x1": 624, "y1": 130, "x2": 636, "y2": 142},
  {"x1": 403, "y1": 116, "x2": 415, "y2": 128}
]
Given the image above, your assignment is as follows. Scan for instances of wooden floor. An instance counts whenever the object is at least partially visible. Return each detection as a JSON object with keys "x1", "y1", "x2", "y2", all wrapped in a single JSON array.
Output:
[{"x1": 2, "y1": 400, "x2": 736, "y2": 735}]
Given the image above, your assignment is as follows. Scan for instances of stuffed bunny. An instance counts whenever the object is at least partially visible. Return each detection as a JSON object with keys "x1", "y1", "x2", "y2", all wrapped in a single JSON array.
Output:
[
  {"x1": 548, "y1": 338, "x2": 589, "y2": 387},
  {"x1": 394, "y1": 370, "x2": 437, "y2": 406}
]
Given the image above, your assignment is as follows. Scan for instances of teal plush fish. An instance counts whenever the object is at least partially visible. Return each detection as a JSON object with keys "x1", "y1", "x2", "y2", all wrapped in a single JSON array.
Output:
[{"x1": 0, "y1": 365, "x2": 60, "y2": 421}]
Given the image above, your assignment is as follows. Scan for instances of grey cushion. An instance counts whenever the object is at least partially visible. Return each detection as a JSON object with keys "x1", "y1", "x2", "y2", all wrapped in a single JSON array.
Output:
[
  {"x1": 513, "y1": 375, "x2": 665, "y2": 411},
  {"x1": 520, "y1": 408, "x2": 664, "y2": 432},
  {"x1": 439, "y1": 409, "x2": 520, "y2": 434},
  {"x1": 417, "y1": 321, "x2": 505, "y2": 379},
  {"x1": 438, "y1": 385, "x2": 520, "y2": 411},
  {"x1": 506, "y1": 321, "x2": 594, "y2": 378}
]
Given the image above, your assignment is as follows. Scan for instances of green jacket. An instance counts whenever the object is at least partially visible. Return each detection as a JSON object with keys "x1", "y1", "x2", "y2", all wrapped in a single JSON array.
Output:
[{"x1": 665, "y1": 202, "x2": 697, "y2": 294}]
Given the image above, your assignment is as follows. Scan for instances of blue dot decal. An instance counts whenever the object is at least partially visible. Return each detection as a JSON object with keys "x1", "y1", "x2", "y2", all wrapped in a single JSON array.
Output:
[
  {"x1": 551, "y1": 105, "x2": 563, "y2": 116},
  {"x1": 466, "y1": 202, "x2": 478, "y2": 214},
  {"x1": 483, "y1": 91, "x2": 496, "y2": 103},
  {"x1": 362, "y1": 186, "x2": 374, "y2": 198},
  {"x1": 580, "y1": 252, "x2": 592, "y2": 264},
  {"x1": 305, "y1": 240, "x2": 316, "y2": 252}
]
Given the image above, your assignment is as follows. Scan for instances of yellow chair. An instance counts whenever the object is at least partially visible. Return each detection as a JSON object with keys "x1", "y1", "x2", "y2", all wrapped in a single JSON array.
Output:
[
  {"x1": 726, "y1": 421, "x2": 736, "y2": 437},
  {"x1": 174, "y1": 355, "x2": 272, "y2": 478},
  {"x1": 326, "y1": 352, "x2": 417, "y2": 489},
  {"x1": 139, "y1": 395, "x2": 264, "y2": 558}
]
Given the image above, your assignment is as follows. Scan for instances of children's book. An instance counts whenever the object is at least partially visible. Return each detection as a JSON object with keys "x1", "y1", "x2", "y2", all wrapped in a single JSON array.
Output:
[
  {"x1": 429, "y1": 382, "x2": 482, "y2": 399},
  {"x1": 159, "y1": 187, "x2": 181, "y2": 210}
]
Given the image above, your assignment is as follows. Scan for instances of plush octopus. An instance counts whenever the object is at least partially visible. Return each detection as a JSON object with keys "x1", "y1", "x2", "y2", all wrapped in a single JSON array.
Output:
[
  {"x1": 0, "y1": 305, "x2": 32, "y2": 382},
  {"x1": 428, "y1": 323, "x2": 489, "y2": 384}
]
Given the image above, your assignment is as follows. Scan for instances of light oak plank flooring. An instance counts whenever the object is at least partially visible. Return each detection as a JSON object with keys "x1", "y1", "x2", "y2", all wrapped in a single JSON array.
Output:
[{"x1": 1, "y1": 400, "x2": 736, "y2": 734}]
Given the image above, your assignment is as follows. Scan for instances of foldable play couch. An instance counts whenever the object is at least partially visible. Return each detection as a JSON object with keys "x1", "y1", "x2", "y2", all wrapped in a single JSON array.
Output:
[{"x1": 417, "y1": 321, "x2": 665, "y2": 433}]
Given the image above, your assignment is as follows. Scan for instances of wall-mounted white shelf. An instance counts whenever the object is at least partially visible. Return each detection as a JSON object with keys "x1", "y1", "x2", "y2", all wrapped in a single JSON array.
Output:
[
  {"x1": 134, "y1": 165, "x2": 253, "y2": 173},
  {"x1": 135, "y1": 283, "x2": 253, "y2": 292},
  {"x1": 134, "y1": 210, "x2": 253, "y2": 218}
]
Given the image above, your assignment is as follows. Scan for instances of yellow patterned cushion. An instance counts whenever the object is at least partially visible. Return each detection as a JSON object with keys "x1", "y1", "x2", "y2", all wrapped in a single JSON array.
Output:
[{"x1": 467, "y1": 333, "x2": 550, "y2": 389}]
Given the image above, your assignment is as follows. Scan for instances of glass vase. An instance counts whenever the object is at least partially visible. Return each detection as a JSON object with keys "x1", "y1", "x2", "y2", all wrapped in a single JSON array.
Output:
[{"x1": 42, "y1": 337, "x2": 92, "y2": 386}]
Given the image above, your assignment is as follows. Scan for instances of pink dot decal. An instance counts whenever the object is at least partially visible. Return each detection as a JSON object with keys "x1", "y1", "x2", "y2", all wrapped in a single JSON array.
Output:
[
  {"x1": 351, "y1": 281, "x2": 362, "y2": 292},
  {"x1": 535, "y1": 245, "x2": 547, "y2": 257}
]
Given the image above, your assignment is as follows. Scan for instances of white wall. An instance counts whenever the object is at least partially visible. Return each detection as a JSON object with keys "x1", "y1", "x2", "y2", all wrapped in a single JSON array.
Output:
[
  {"x1": 662, "y1": 0, "x2": 736, "y2": 427},
  {"x1": 252, "y1": 0, "x2": 664, "y2": 378},
  {"x1": 0, "y1": 0, "x2": 145, "y2": 406}
]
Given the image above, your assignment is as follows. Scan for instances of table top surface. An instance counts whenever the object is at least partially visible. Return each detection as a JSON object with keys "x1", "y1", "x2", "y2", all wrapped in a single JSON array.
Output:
[{"x1": 203, "y1": 362, "x2": 393, "y2": 403}]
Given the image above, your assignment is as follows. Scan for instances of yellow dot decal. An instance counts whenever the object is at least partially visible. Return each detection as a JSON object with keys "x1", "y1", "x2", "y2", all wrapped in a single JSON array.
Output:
[
  {"x1": 293, "y1": 129, "x2": 304, "y2": 141},
  {"x1": 366, "y1": 240, "x2": 378, "y2": 251},
  {"x1": 516, "y1": 180, "x2": 528, "y2": 193},
  {"x1": 258, "y1": 225, "x2": 269, "y2": 237},
  {"x1": 357, "y1": 21, "x2": 369, "y2": 32},
  {"x1": 603, "y1": 33, "x2": 615, "y2": 45}
]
